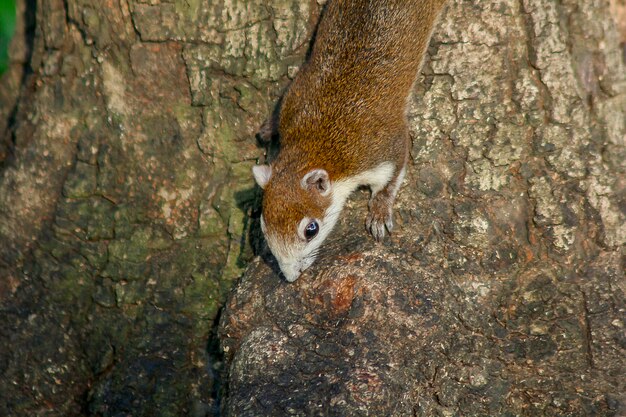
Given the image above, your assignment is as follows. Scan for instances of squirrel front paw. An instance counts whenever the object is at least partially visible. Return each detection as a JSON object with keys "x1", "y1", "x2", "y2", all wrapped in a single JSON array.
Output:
[
  {"x1": 366, "y1": 193, "x2": 394, "y2": 241},
  {"x1": 256, "y1": 118, "x2": 275, "y2": 143}
]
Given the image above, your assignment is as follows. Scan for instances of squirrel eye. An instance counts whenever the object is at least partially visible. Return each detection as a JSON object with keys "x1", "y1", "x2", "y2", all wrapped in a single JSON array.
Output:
[{"x1": 304, "y1": 220, "x2": 319, "y2": 241}]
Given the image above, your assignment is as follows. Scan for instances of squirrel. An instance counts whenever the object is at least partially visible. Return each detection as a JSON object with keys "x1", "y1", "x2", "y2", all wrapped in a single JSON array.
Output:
[{"x1": 253, "y1": 0, "x2": 448, "y2": 282}]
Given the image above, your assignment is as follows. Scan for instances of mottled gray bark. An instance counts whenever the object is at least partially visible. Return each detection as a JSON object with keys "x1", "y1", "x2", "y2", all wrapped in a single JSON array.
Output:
[
  {"x1": 0, "y1": 0, "x2": 313, "y2": 415},
  {"x1": 0, "y1": 0, "x2": 623, "y2": 416},
  {"x1": 219, "y1": 0, "x2": 626, "y2": 416}
]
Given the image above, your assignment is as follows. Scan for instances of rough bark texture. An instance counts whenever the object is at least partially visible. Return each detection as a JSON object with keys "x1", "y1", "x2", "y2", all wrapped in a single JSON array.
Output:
[
  {"x1": 0, "y1": 0, "x2": 315, "y2": 415},
  {"x1": 0, "y1": 1, "x2": 623, "y2": 417},
  {"x1": 219, "y1": 0, "x2": 626, "y2": 416}
]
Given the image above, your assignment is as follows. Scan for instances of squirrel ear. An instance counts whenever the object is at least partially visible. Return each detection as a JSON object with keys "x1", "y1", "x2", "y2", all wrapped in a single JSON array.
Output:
[
  {"x1": 301, "y1": 169, "x2": 331, "y2": 196},
  {"x1": 252, "y1": 164, "x2": 272, "y2": 189}
]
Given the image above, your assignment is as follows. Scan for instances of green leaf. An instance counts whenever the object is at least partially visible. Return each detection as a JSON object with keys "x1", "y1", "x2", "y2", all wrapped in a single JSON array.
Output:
[{"x1": 0, "y1": 0, "x2": 17, "y2": 75}]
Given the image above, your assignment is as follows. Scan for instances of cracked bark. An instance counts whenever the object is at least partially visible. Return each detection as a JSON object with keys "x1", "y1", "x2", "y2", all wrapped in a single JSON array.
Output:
[
  {"x1": 220, "y1": 0, "x2": 626, "y2": 415},
  {"x1": 0, "y1": 0, "x2": 624, "y2": 416}
]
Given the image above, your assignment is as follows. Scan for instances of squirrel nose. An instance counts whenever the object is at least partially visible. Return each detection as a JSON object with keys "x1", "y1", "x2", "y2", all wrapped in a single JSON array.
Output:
[{"x1": 279, "y1": 263, "x2": 302, "y2": 282}]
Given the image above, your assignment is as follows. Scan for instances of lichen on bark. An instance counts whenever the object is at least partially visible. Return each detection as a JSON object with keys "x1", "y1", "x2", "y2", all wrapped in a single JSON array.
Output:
[
  {"x1": 0, "y1": 0, "x2": 317, "y2": 415},
  {"x1": 220, "y1": 0, "x2": 625, "y2": 415},
  {"x1": 0, "y1": 0, "x2": 624, "y2": 416}
]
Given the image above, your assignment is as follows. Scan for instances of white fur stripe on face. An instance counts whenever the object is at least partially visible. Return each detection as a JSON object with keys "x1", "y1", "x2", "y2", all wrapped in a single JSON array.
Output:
[{"x1": 261, "y1": 162, "x2": 396, "y2": 282}]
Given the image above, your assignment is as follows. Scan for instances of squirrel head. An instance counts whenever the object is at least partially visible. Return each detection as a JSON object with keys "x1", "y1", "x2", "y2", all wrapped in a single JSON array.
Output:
[{"x1": 253, "y1": 163, "x2": 340, "y2": 282}]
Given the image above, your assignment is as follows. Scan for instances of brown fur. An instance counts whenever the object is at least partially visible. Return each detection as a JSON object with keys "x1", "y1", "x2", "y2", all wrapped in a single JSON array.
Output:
[
  {"x1": 258, "y1": 0, "x2": 448, "y2": 279},
  {"x1": 278, "y1": 0, "x2": 446, "y2": 171}
]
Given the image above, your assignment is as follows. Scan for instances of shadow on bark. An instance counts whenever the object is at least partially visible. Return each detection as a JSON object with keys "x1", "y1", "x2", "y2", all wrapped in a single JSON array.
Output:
[{"x1": 0, "y1": 0, "x2": 624, "y2": 416}]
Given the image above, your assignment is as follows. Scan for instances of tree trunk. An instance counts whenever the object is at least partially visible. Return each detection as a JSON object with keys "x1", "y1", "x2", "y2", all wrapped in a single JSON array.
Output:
[
  {"x1": 0, "y1": 0, "x2": 314, "y2": 415},
  {"x1": 219, "y1": 0, "x2": 626, "y2": 416},
  {"x1": 0, "y1": 1, "x2": 623, "y2": 417}
]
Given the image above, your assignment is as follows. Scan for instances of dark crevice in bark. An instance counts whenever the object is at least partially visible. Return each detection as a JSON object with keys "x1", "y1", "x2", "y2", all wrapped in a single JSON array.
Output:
[
  {"x1": 1, "y1": 0, "x2": 36, "y2": 170},
  {"x1": 0, "y1": 0, "x2": 624, "y2": 416},
  {"x1": 208, "y1": 308, "x2": 226, "y2": 416}
]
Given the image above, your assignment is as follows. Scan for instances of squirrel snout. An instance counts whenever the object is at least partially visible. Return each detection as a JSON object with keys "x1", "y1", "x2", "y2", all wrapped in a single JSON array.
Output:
[
  {"x1": 279, "y1": 263, "x2": 302, "y2": 282},
  {"x1": 277, "y1": 256, "x2": 318, "y2": 282}
]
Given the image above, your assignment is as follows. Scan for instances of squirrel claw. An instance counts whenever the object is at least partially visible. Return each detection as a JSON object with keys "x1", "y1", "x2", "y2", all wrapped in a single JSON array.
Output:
[{"x1": 366, "y1": 208, "x2": 393, "y2": 242}]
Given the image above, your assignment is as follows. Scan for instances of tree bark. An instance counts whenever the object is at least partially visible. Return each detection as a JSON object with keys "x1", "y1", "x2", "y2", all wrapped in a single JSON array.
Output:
[
  {"x1": 0, "y1": 0, "x2": 314, "y2": 415},
  {"x1": 0, "y1": 0, "x2": 623, "y2": 416},
  {"x1": 219, "y1": 0, "x2": 626, "y2": 416}
]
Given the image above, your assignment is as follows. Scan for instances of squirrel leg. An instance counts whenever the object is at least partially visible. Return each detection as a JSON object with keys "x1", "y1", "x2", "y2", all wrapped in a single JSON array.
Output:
[
  {"x1": 366, "y1": 135, "x2": 409, "y2": 241},
  {"x1": 256, "y1": 117, "x2": 276, "y2": 144}
]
